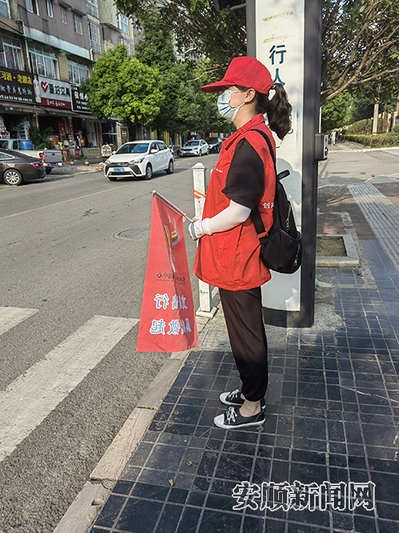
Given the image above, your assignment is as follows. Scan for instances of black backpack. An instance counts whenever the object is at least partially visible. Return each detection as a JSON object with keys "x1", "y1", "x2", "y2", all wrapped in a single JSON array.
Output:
[{"x1": 248, "y1": 129, "x2": 302, "y2": 274}]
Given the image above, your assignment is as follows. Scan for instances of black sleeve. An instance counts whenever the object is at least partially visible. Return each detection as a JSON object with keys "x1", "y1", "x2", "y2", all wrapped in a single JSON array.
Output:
[{"x1": 222, "y1": 138, "x2": 264, "y2": 210}]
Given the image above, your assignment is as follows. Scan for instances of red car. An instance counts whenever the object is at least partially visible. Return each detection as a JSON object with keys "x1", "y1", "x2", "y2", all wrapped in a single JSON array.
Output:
[{"x1": 0, "y1": 149, "x2": 46, "y2": 186}]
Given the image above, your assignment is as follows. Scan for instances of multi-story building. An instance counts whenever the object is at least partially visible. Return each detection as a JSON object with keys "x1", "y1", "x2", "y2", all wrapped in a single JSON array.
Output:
[{"x1": 0, "y1": 0, "x2": 136, "y2": 156}]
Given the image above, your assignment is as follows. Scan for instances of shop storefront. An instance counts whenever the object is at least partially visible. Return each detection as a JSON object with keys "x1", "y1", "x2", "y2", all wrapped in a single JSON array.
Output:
[
  {"x1": 71, "y1": 84, "x2": 101, "y2": 152},
  {"x1": 0, "y1": 65, "x2": 43, "y2": 139}
]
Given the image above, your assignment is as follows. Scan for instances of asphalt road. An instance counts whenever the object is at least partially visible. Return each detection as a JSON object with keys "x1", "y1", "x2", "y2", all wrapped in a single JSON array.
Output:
[
  {"x1": 319, "y1": 145, "x2": 399, "y2": 186},
  {"x1": 0, "y1": 152, "x2": 218, "y2": 533}
]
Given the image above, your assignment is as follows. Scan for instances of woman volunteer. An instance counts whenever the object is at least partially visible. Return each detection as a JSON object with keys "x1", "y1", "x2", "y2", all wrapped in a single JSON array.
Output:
[{"x1": 189, "y1": 56, "x2": 292, "y2": 430}]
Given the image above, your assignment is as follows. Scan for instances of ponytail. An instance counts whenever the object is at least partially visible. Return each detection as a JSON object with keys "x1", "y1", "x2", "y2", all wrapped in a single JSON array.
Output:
[
  {"x1": 254, "y1": 84, "x2": 292, "y2": 140},
  {"x1": 236, "y1": 83, "x2": 292, "y2": 140}
]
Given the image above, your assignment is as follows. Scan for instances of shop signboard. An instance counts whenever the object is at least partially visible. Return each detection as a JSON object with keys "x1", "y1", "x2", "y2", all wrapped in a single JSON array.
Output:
[
  {"x1": 71, "y1": 84, "x2": 90, "y2": 113},
  {"x1": 67, "y1": 116, "x2": 74, "y2": 138},
  {"x1": 0, "y1": 67, "x2": 35, "y2": 103},
  {"x1": 37, "y1": 76, "x2": 72, "y2": 109}
]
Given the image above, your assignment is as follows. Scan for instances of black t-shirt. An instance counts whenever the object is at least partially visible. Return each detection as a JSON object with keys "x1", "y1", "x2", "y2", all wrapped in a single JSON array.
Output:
[{"x1": 222, "y1": 138, "x2": 264, "y2": 210}]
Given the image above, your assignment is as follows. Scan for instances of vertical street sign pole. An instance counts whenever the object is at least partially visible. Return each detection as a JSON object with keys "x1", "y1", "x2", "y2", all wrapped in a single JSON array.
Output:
[{"x1": 247, "y1": 0, "x2": 322, "y2": 327}]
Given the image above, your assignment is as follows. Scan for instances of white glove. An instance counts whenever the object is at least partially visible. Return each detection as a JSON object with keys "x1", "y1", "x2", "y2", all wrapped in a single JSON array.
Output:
[
  {"x1": 188, "y1": 218, "x2": 211, "y2": 240},
  {"x1": 188, "y1": 201, "x2": 251, "y2": 240}
]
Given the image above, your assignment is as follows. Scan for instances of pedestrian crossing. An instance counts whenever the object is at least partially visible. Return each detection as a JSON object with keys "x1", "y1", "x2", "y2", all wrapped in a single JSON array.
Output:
[
  {"x1": 0, "y1": 307, "x2": 139, "y2": 463},
  {"x1": 0, "y1": 306, "x2": 38, "y2": 336}
]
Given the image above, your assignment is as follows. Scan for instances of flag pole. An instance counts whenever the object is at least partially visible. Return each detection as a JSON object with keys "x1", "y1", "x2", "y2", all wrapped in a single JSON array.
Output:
[{"x1": 152, "y1": 190, "x2": 193, "y2": 222}]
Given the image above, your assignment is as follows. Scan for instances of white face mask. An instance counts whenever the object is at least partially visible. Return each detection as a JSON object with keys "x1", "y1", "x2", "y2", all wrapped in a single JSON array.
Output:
[{"x1": 217, "y1": 90, "x2": 245, "y2": 122}]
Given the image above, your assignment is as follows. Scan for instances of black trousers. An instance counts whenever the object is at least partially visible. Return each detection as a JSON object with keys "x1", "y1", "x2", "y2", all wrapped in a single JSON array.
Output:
[{"x1": 219, "y1": 286, "x2": 268, "y2": 402}]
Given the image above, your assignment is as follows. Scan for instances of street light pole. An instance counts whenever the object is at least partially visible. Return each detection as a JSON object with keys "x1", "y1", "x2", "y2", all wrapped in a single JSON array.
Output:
[{"x1": 246, "y1": 0, "x2": 256, "y2": 57}]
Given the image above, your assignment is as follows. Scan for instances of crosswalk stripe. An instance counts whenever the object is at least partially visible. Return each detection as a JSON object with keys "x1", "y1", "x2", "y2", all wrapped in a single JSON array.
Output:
[
  {"x1": 0, "y1": 315, "x2": 138, "y2": 463},
  {"x1": 0, "y1": 307, "x2": 38, "y2": 336}
]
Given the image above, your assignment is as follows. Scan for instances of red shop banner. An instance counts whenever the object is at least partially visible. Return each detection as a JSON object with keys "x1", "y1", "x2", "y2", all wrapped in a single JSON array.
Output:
[{"x1": 136, "y1": 192, "x2": 199, "y2": 353}]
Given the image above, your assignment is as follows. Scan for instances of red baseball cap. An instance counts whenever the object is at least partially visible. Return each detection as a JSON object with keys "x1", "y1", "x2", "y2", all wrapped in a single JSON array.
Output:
[{"x1": 201, "y1": 56, "x2": 273, "y2": 95}]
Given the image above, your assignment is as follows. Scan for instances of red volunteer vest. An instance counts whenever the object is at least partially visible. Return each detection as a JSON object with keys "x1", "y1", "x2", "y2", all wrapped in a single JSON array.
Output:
[{"x1": 194, "y1": 114, "x2": 276, "y2": 291}]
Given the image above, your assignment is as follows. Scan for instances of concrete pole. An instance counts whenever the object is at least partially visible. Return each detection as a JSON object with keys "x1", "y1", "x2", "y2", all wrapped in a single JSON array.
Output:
[
  {"x1": 372, "y1": 103, "x2": 379, "y2": 134},
  {"x1": 191, "y1": 163, "x2": 216, "y2": 318}
]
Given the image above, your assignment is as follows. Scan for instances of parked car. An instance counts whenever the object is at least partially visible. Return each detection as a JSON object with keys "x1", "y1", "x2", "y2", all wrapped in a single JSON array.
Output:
[
  {"x1": 0, "y1": 149, "x2": 45, "y2": 185},
  {"x1": 104, "y1": 140, "x2": 174, "y2": 181},
  {"x1": 204, "y1": 137, "x2": 222, "y2": 153},
  {"x1": 180, "y1": 139, "x2": 209, "y2": 156},
  {"x1": 0, "y1": 139, "x2": 61, "y2": 174}
]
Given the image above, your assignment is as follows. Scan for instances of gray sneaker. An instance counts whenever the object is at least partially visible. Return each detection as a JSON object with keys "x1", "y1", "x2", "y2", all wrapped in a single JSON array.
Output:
[{"x1": 220, "y1": 389, "x2": 266, "y2": 409}]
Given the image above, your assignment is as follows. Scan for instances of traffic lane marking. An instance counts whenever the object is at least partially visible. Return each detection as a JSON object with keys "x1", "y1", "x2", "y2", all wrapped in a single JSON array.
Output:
[
  {"x1": 0, "y1": 315, "x2": 138, "y2": 463},
  {"x1": 0, "y1": 183, "x2": 131, "y2": 221}
]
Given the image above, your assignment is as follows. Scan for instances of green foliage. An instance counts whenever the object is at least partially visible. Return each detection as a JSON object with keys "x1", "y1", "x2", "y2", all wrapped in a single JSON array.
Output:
[
  {"x1": 345, "y1": 119, "x2": 373, "y2": 135},
  {"x1": 29, "y1": 126, "x2": 53, "y2": 149},
  {"x1": 114, "y1": 0, "x2": 399, "y2": 106},
  {"x1": 134, "y1": 12, "x2": 231, "y2": 136},
  {"x1": 345, "y1": 118, "x2": 384, "y2": 134},
  {"x1": 82, "y1": 44, "x2": 164, "y2": 130},
  {"x1": 321, "y1": 92, "x2": 351, "y2": 131},
  {"x1": 348, "y1": 95, "x2": 375, "y2": 124},
  {"x1": 341, "y1": 131, "x2": 399, "y2": 147},
  {"x1": 322, "y1": 0, "x2": 399, "y2": 104},
  {"x1": 115, "y1": 0, "x2": 245, "y2": 79}
]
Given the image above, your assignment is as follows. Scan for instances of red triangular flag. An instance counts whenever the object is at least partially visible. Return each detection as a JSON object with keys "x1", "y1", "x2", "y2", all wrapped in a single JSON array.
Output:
[{"x1": 136, "y1": 193, "x2": 199, "y2": 352}]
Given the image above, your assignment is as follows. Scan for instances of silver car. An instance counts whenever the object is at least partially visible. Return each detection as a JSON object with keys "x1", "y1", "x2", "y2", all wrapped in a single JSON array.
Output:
[
  {"x1": 104, "y1": 140, "x2": 174, "y2": 181},
  {"x1": 180, "y1": 139, "x2": 209, "y2": 156}
]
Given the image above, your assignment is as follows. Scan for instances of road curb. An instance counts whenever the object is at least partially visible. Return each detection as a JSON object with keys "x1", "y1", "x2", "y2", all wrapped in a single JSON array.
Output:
[{"x1": 52, "y1": 316, "x2": 209, "y2": 533}]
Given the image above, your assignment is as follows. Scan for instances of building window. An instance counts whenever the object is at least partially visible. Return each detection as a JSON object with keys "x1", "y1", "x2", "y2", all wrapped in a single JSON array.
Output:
[
  {"x1": 73, "y1": 13, "x2": 83, "y2": 35},
  {"x1": 67, "y1": 60, "x2": 89, "y2": 85},
  {"x1": 86, "y1": 0, "x2": 99, "y2": 18},
  {"x1": 47, "y1": 0, "x2": 53, "y2": 17},
  {"x1": 0, "y1": 0, "x2": 11, "y2": 19},
  {"x1": 29, "y1": 45, "x2": 57, "y2": 79},
  {"x1": 89, "y1": 22, "x2": 101, "y2": 55},
  {"x1": 0, "y1": 36, "x2": 23, "y2": 70},
  {"x1": 60, "y1": 5, "x2": 68, "y2": 24},
  {"x1": 26, "y1": 0, "x2": 39, "y2": 15},
  {"x1": 117, "y1": 13, "x2": 129, "y2": 35}
]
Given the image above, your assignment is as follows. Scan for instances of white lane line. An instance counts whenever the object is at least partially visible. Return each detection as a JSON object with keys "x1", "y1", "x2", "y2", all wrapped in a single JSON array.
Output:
[
  {"x1": 0, "y1": 307, "x2": 38, "y2": 336},
  {"x1": 0, "y1": 315, "x2": 138, "y2": 463}
]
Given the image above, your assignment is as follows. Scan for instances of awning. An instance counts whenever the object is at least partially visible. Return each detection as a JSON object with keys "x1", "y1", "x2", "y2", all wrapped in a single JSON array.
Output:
[
  {"x1": 0, "y1": 103, "x2": 47, "y2": 115},
  {"x1": 43, "y1": 107, "x2": 81, "y2": 117}
]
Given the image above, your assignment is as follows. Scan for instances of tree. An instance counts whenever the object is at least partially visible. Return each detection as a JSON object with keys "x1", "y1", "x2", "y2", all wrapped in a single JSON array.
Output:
[
  {"x1": 115, "y1": 0, "x2": 245, "y2": 79},
  {"x1": 348, "y1": 94, "x2": 375, "y2": 124},
  {"x1": 115, "y1": 0, "x2": 399, "y2": 106},
  {"x1": 321, "y1": 92, "x2": 351, "y2": 131},
  {"x1": 135, "y1": 13, "x2": 232, "y2": 136},
  {"x1": 135, "y1": 14, "x2": 181, "y2": 133},
  {"x1": 322, "y1": 0, "x2": 399, "y2": 104},
  {"x1": 81, "y1": 44, "x2": 164, "y2": 137}
]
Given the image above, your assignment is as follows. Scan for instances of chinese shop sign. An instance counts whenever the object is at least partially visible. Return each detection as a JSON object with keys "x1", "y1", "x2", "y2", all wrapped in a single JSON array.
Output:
[
  {"x1": 0, "y1": 67, "x2": 35, "y2": 103},
  {"x1": 37, "y1": 76, "x2": 72, "y2": 109},
  {"x1": 71, "y1": 84, "x2": 90, "y2": 113}
]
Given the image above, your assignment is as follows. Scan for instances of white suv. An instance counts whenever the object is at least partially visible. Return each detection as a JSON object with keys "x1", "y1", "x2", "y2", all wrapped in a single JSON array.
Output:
[
  {"x1": 180, "y1": 139, "x2": 209, "y2": 156},
  {"x1": 104, "y1": 140, "x2": 174, "y2": 181}
]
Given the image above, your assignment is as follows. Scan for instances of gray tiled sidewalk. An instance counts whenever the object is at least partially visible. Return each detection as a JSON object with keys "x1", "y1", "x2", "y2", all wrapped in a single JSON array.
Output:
[{"x1": 89, "y1": 234, "x2": 399, "y2": 533}]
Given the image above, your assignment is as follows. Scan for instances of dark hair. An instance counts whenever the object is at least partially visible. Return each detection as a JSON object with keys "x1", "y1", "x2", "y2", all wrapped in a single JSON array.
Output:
[{"x1": 237, "y1": 84, "x2": 292, "y2": 140}]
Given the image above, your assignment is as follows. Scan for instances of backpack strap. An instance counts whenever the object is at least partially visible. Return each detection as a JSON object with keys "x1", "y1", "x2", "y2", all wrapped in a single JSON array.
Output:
[{"x1": 246, "y1": 128, "x2": 277, "y2": 236}]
